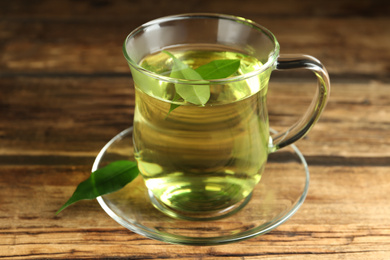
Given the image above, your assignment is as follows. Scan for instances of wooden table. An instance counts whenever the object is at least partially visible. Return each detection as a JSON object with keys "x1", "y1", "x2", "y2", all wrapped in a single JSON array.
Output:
[{"x1": 1, "y1": 0, "x2": 389, "y2": 258}]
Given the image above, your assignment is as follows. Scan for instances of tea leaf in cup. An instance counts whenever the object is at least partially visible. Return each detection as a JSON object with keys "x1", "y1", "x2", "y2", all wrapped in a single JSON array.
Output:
[
  {"x1": 56, "y1": 160, "x2": 139, "y2": 215},
  {"x1": 195, "y1": 59, "x2": 240, "y2": 80},
  {"x1": 163, "y1": 50, "x2": 210, "y2": 106},
  {"x1": 166, "y1": 92, "x2": 182, "y2": 116},
  {"x1": 162, "y1": 50, "x2": 240, "y2": 112}
]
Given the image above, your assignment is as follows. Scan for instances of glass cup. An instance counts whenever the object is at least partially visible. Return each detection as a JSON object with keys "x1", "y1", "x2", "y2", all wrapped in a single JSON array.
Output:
[{"x1": 123, "y1": 13, "x2": 330, "y2": 221}]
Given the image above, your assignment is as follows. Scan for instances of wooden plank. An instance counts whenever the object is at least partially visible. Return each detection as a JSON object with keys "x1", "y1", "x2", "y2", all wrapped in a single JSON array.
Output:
[
  {"x1": 1, "y1": 0, "x2": 389, "y2": 19},
  {"x1": 0, "y1": 76, "x2": 134, "y2": 162},
  {"x1": 267, "y1": 80, "x2": 390, "y2": 163},
  {"x1": 1, "y1": 77, "x2": 389, "y2": 164},
  {"x1": 0, "y1": 17, "x2": 389, "y2": 78},
  {"x1": 0, "y1": 165, "x2": 389, "y2": 258}
]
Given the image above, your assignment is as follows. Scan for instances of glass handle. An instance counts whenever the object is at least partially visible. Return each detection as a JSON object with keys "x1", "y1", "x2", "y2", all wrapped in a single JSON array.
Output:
[{"x1": 269, "y1": 54, "x2": 331, "y2": 152}]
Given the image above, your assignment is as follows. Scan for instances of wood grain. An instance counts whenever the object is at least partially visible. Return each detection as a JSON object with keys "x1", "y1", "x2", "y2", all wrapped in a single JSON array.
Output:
[
  {"x1": 1, "y1": 165, "x2": 389, "y2": 258},
  {"x1": 1, "y1": 0, "x2": 389, "y2": 259},
  {"x1": 0, "y1": 1, "x2": 389, "y2": 79},
  {"x1": 1, "y1": 78, "x2": 389, "y2": 164},
  {"x1": 1, "y1": 17, "x2": 389, "y2": 79}
]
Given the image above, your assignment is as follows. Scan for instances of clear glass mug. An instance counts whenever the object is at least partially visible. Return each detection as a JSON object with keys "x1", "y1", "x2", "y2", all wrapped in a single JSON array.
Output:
[{"x1": 123, "y1": 14, "x2": 330, "y2": 221}]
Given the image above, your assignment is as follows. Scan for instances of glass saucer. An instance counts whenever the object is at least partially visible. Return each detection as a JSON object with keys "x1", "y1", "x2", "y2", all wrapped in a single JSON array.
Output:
[{"x1": 93, "y1": 127, "x2": 309, "y2": 246}]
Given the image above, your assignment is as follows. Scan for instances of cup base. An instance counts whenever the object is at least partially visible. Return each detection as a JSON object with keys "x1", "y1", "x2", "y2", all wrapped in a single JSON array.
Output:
[{"x1": 148, "y1": 189, "x2": 252, "y2": 221}]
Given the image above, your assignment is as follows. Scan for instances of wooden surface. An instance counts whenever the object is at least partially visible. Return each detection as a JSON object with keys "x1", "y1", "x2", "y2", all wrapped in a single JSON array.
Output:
[{"x1": 1, "y1": 0, "x2": 390, "y2": 259}]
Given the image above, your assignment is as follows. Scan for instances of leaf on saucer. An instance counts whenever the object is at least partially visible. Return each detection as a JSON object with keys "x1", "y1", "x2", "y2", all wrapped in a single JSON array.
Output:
[{"x1": 56, "y1": 160, "x2": 139, "y2": 215}]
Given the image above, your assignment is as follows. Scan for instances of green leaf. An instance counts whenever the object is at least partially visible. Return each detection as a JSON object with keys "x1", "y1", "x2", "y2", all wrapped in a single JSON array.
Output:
[
  {"x1": 168, "y1": 103, "x2": 180, "y2": 114},
  {"x1": 175, "y1": 83, "x2": 210, "y2": 105},
  {"x1": 195, "y1": 59, "x2": 241, "y2": 80},
  {"x1": 131, "y1": 68, "x2": 164, "y2": 97},
  {"x1": 167, "y1": 93, "x2": 182, "y2": 115},
  {"x1": 163, "y1": 50, "x2": 210, "y2": 106},
  {"x1": 56, "y1": 160, "x2": 139, "y2": 215}
]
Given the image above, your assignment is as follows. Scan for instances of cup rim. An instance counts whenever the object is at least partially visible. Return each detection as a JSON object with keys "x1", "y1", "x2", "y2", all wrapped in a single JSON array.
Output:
[{"x1": 123, "y1": 13, "x2": 280, "y2": 85}]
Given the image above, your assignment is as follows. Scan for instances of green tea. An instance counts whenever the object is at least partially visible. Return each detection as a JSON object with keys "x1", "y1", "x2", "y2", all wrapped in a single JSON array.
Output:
[{"x1": 133, "y1": 47, "x2": 271, "y2": 214}]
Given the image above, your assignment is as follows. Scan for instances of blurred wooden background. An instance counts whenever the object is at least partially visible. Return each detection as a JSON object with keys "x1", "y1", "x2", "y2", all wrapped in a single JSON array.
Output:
[{"x1": 1, "y1": 0, "x2": 389, "y2": 259}]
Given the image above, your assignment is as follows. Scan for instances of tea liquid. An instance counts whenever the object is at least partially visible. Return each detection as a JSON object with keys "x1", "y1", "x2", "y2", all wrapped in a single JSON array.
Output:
[{"x1": 133, "y1": 47, "x2": 271, "y2": 213}]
